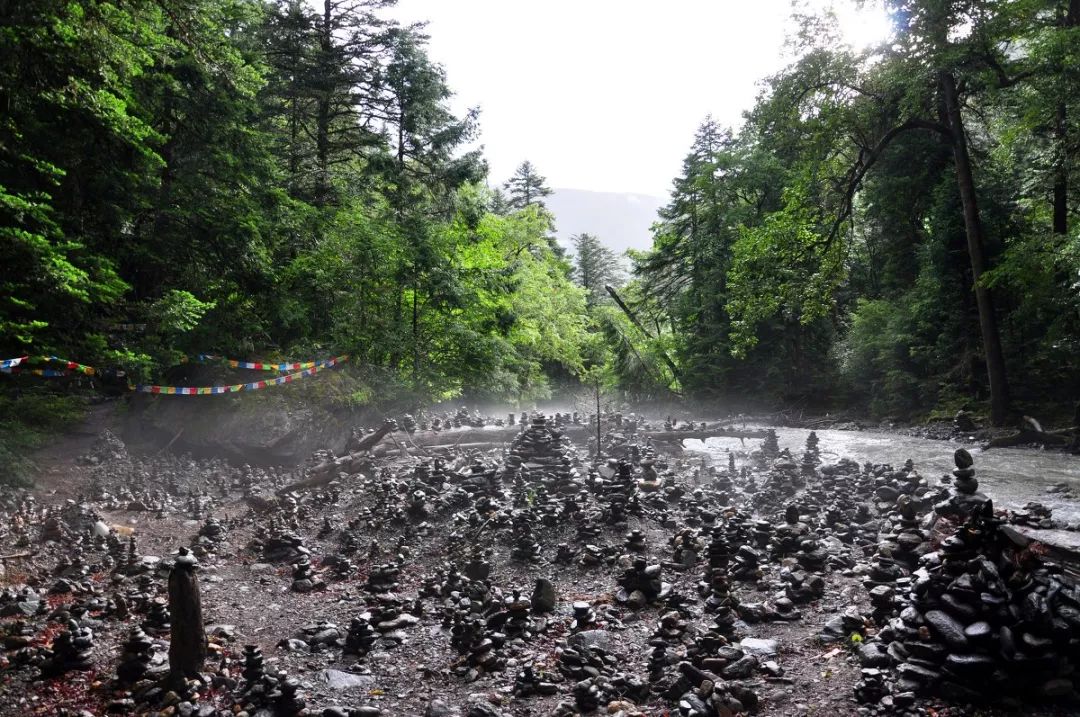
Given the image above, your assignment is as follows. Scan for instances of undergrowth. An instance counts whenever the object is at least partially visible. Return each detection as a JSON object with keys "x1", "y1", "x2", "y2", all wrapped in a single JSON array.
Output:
[{"x1": 0, "y1": 392, "x2": 88, "y2": 487}]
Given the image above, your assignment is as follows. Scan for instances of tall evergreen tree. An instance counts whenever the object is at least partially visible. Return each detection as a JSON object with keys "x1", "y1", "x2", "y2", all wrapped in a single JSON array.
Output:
[
  {"x1": 378, "y1": 26, "x2": 484, "y2": 384},
  {"x1": 260, "y1": 0, "x2": 393, "y2": 207},
  {"x1": 572, "y1": 233, "x2": 624, "y2": 308},
  {"x1": 504, "y1": 160, "x2": 553, "y2": 209}
]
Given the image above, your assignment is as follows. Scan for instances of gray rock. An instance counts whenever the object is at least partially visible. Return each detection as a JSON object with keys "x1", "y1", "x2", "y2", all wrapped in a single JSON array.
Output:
[
  {"x1": 944, "y1": 652, "x2": 996, "y2": 677},
  {"x1": 311, "y1": 627, "x2": 344, "y2": 645},
  {"x1": 280, "y1": 638, "x2": 309, "y2": 652},
  {"x1": 568, "y1": 630, "x2": 619, "y2": 653},
  {"x1": 376, "y1": 614, "x2": 418, "y2": 632},
  {"x1": 963, "y1": 621, "x2": 992, "y2": 641},
  {"x1": 924, "y1": 610, "x2": 969, "y2": 651},
  {"x1": 722, "y1": 655, "x2": 758, "y2": 678},
  {"x1": 857, "y1": 642, "x2": 890, "y2": 668},
  {"x1": 208, "y1": 624, "x2": 237, "y2": 639},
  {"x1": 739, "y1": 637, "x2": 778, "y2": 656},
  {"x1": 876, "y1": 486, "x2": 900, "y2": 502},
  {"x1": 1041, "y1": 678, "x2": 1073, "y2": 697},
  {"x1": 0, "y1": 601, "x2": 39, "y2": 618},
  {"x1": 425, "y1": 699, "x2": 458, "y2": 717},
  {"x1": 318, "y1": 669, "x2": 375, "y2": 690},
  {"x1": 818, "y1": 615, "x2": 846, "y2": 642},
  {"x1": 531, "y1": 578, "x2": 557, "y2": 613},
  {"x1": 897, "y1": 662, "x2": 940, "y2": 683}
]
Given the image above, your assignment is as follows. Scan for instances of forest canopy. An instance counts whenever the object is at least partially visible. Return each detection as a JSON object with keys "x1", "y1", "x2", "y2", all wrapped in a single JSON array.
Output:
[{"x1": 1, "y1": 0, "x2": 1077, "y2": 424}]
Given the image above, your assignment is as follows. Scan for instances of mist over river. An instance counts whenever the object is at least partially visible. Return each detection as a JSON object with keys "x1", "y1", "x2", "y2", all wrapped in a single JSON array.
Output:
[{"x1": 687, "y1": 426, "x2": 1080, "y2": 523}]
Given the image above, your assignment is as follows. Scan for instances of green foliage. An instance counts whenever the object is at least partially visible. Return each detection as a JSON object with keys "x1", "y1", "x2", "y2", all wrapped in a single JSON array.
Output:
[
  {"x1": 153, "y1": 291, "x2": 217, "y2": 335},
  {"x1": 0, "y1": 0, "x2": 1076, "y2": 425},
  {"x1": 0, "y1": 394, "x2": 88, "y2": 486},
  {"x1": 0, "y1": 0, "x2": 596, "y2": 410},
  {"x1": 627, "y1": 0, "x2": 1080, "y2": 416}
]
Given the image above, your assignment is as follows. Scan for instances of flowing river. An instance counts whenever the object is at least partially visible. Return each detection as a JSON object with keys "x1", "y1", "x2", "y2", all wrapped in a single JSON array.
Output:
[{"x1": 684, "y1": 426, "x2": 1080, "y2": 523}]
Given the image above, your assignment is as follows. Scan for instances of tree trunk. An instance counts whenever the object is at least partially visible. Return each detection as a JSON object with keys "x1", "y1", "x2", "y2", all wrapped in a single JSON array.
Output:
[
  {"x1": 412, "y1": 285, "x2": 419, "y2": 387},
  {"x1": 313, "y1": 0, "x2": 333, "y2": 207},
  {"x1": 1054, "y1": 0, "x2": 1078, "y2": 235},
  {"x1": 605, "y1": 285, "x2": 681, "y2": 385},
  {"x1": 1053, "y1": 101, "x2": 1067, "y2": 236},
  {"x1": 940, "y1": 71, "x2": 1011, "y2": 425}
]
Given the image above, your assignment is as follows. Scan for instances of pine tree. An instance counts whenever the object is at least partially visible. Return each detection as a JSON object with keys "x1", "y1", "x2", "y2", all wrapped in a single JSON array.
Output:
[
  {"x1": 504, "y1": 161, "x2": 553, "y2": 210},
  {"x1": 260, "y1": 0, "x2": 393, "y2": 207},
  {"x1": 572, "y1": 233, "x2": 624, "y2": 308}
]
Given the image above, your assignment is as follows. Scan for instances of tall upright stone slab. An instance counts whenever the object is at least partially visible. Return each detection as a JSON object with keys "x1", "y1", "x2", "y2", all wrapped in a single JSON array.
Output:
[{"x1": 168, "y1": 546, "x2": 207, "y2": 682}]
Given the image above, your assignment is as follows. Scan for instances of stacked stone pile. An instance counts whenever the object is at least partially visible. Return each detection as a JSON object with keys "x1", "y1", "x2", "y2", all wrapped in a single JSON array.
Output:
[{"x1": 857, "y1": 450, "x2": 1080, "y2": 705}]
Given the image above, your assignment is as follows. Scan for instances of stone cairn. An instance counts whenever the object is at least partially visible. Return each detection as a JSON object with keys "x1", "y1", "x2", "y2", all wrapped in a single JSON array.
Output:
[
  {"x1": 510, "y1": 511, "x2": 542, "y2": 562},
  {"x1": 116, "y1": 625, "x2": 155, "y2": 684},
  {"x1": 234, "y1": 644, "x2": 304, "y2": 716},
  {"x1": 858, "y1": 449, "x2": 1080, "y2": 705},
  {"x1": 513, "y1": 663, "x2": 558, "y2": 697},
  {"x1": 615, "y1": 557, "x2": 671, "y2": 608},
  {"x1": 41, "y1": 618, "x2": 94, "y2": 676},
  {"x1": 291, "y1": 553, "x2": 325, "y2": 592},
  {"x1": 504, "y1": 414, "x2": 576, "y2": 477},
  {"x1": 760, "y1": 429, "x2": 780, "y2": 461},
  {"x1": 143, "y1": 599, "x2": 171, "y2": 636},
  {"x1": 193, "y1": 516, "x2": 226, "y2": 555},
  {"x1": 344, "y1": 615, "x2": 378, "y2": 656}
]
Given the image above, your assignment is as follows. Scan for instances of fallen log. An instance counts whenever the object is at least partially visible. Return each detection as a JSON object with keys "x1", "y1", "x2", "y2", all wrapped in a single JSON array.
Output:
[
  {"x1": 605, "y1": 284, "x2": 682, "y2": 388},
  {"x1": 404, "y1": 427, "x2": 518, "y2": 445},
  {"x1": 344, "y1": 420, "x2": 400, "y2": 453},
  {"x1": 985, "y1": 416, "x2": 1076, "y2": 449},
  {"x1": 985, "y1": 429, "x2": 1072, "y2": 449},
  {"x1": 643, "y1": 428, "x2": 768, "y2": 443},
  {"x1": 396, "y1": 424, "x2": 767, "y2": 447},
  {"x1": 279, "y1": 420, "x2": 397, "y2": 493},
  {"x1": 370, "y1": 441, "x2": 509, "y2": 458}
]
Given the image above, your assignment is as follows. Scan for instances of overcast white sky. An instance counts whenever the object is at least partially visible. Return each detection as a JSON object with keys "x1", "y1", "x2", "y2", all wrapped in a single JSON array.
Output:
[{"x1": 390, "y1": 0, "x2": 891, "y2": 197}]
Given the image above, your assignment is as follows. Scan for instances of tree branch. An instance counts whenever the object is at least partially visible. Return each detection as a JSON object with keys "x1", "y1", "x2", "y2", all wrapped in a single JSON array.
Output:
[{"x1": 821, "y1": 117, "x2": 952, "y2": 247}]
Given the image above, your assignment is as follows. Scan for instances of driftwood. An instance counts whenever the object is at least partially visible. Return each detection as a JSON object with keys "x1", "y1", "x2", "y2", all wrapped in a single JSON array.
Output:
[
  {"x1": 280, "y1": 421, "x2": 771, "y2": 492},
  {"x1": 986, "y1": 427, "x2": 1075, "y2": 449},
  {"x1": 985, "y1": 415, "x2": 1077, "y2": 449},
  {"x1": 278, "y1": 421, "x2": 397, "y2": 493},
  {"x1": 372, "y1": 441, "x2": 506, "y2": 457},
  {"x1": 389, "y1": 424, "x2": 764, "y2": 447},
  {"x1": 324, "y1": 424, "x2": 763, "y2": 472},
  {"x1": 642, "y1": 428, "x2": 768, "y2": 442}
]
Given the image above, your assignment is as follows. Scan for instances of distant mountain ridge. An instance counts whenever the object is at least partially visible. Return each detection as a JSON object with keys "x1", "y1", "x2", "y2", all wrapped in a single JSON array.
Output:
[{"x1": 547, "y1": 188, "x2": 665, "y2": 256}]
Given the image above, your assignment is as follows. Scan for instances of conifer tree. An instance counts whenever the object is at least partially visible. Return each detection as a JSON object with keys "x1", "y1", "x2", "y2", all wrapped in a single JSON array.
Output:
[
  {"x1": 572, "y1": 233, "x2": 624, "y2": 308},
  {"x1": 504, "y1": 160, "x2": 553, "y2": 210}
]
